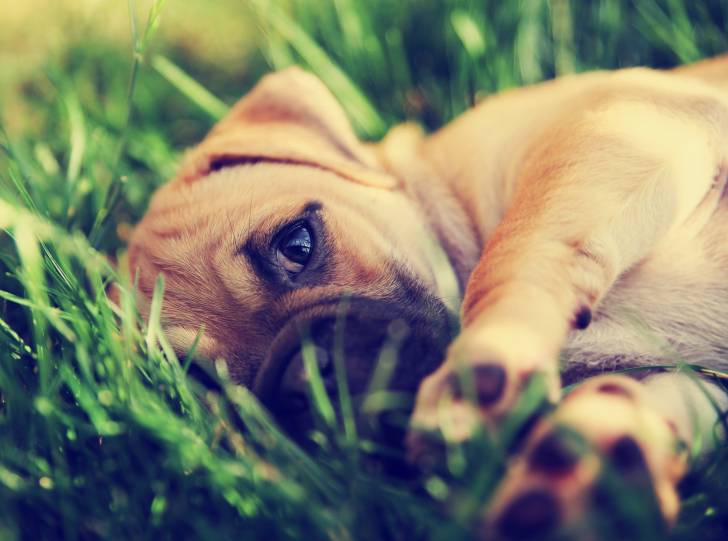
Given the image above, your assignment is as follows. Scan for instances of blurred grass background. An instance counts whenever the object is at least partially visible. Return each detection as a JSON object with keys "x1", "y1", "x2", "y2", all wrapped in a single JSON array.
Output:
[{"x1": 1, "y1": 0, "x2": 728, "y2": 539}]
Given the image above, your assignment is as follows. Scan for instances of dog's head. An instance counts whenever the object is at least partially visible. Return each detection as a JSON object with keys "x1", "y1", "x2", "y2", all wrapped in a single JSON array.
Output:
[{"x1": 128, "y1": 68, "x2": 460, "y2": 434}]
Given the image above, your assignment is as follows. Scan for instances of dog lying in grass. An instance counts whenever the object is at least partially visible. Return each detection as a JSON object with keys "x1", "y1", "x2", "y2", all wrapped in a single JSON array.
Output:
[{"x1": 128, "y1": 54, "x2": 728, "y2": 538}]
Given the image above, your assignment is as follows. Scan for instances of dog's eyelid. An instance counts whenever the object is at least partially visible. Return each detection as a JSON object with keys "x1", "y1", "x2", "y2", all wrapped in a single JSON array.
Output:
[
  {"x1": 238, "y1": 216, "x2": 314, "y2": 257},
  {"x1": 239, "y1": 205, "x2": 328, "y2": 287},
  {"x1": 237, "y1": 200, "x2": 324, "y2": 256}
]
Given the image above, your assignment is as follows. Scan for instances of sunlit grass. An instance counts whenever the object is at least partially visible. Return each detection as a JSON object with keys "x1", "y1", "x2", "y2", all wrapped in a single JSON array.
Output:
[{"x1": 1, "y1": 1, "x2": 728, "y2": 539}]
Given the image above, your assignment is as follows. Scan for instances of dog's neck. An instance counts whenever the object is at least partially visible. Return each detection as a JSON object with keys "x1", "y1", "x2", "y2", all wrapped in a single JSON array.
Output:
[{"x1": 371, "y1": 124, "x2": 481, "y2": 297}]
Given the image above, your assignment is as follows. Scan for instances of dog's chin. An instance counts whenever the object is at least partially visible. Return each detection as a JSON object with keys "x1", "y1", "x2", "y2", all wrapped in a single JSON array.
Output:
[{"x1": 252, "y1": 294, "x2": 455, "y2": 449}]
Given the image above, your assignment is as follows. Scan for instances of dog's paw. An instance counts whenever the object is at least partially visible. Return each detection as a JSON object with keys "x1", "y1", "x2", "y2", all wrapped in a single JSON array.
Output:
[
  {"x1": 482, "y1": 375, "x2": 688, "y2": 540},
  {"x1": 408, "y1": 323, "x2": 562, "y2": 452}
]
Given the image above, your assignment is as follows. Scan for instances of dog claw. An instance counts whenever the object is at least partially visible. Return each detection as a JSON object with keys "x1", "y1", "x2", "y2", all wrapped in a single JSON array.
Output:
[
  {"x1": 609, "y1": 435, "x2": 648, "y2": 476},
  {"x1": 473, "y1": 363, "x2": 508, "y2": 406}
]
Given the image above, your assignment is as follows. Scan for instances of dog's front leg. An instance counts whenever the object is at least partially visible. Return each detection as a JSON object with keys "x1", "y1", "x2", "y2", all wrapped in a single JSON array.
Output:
[
  {"x1": 408, "y1": 89, "x2": 728, "y2": 535},
  {"x1": 410, "y1": 89, "x2": 728, "y2": 439}
]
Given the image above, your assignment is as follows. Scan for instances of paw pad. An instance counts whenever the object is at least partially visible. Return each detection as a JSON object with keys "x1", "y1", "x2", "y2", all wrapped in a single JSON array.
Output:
[
  {"x1": 406, "y1": 430, "x2": 447, "y2": 471},
  {"x1": 597, "y1": 382, "x2": 634, "y2": 399},
  {"x1": 609, "y1": 436, "x2": 648, "y2": 476},
  {"x1": 528, "y1": 430, "x2": 585, "y2": 475},
  {"x1": 496, "y1": 489, "x2": 560, "y2": 540},
  {"x1": 447, "y1": 363, "x2": 507, "y2": 407}
]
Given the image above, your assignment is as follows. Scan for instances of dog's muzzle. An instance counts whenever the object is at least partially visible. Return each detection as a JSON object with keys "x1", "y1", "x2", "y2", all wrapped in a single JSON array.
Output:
[{"x1": 253, "y1": 296, "x2": 455, "y2": 443}]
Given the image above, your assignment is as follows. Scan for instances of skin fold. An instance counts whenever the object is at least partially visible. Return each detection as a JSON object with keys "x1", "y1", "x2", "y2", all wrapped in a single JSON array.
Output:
[{"x1": 128, "y1": 54, "x2": 728, "y2": 538}]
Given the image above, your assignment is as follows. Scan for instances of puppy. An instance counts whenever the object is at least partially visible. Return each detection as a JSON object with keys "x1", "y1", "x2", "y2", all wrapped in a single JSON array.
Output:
[{"x1": 128, "y1": 54, "x2": 728, "y2": 537}]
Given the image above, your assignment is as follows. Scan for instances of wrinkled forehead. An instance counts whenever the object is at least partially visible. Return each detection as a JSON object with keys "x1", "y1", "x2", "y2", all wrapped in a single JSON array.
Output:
[
  {"x1": 138, "y1": 162, "x2": 431, "y2": 267},
  {"x1": 128, "y1": 162, "x2": 408, "y2": 312},
  {"x1": 146, "y1": 163, "x2": 407, "y2": 232},
  {"x1": 131, "y1": 160, "x2": 453, "y2": 303}
]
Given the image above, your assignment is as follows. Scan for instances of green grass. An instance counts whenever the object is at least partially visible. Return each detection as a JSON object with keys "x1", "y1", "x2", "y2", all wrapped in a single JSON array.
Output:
[{"x1": 2, "y1": 0, "x2": 728, "y2": 539}]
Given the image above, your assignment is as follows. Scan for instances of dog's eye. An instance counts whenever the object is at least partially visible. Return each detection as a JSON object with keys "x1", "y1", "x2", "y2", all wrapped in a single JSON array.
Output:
[{"x1": 276, "y1": 222, "x2": 313, "y2": 275}]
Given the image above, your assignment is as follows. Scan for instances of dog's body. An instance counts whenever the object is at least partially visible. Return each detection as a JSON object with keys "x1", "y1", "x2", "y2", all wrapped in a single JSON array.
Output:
[
  {"x1": 421, "y1": 64, "x2": 728, "y2": 371},
  {"x1": 129, "y1": 55, "x2": 728, "y2": 537}
]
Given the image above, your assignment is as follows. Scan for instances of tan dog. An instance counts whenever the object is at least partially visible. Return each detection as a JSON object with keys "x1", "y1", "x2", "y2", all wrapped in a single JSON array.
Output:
[{"x1": 129, "y1": 55, "x2": 728, "y2": 538}]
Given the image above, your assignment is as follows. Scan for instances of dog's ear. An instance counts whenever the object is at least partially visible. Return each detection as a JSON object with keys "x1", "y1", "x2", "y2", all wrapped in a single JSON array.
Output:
[{"x1": 174, "y1": 67, "x2": 396, "y2": 189}]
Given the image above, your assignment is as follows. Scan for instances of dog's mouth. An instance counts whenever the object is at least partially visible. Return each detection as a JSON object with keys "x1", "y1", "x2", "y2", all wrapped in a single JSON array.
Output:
[{"x1": 252, "y1": 295, "x2": 455, "y2": 444}]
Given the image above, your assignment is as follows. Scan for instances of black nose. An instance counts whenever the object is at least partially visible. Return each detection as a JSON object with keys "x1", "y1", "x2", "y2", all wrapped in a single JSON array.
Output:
[
  {"x1": 275, "y1": 345, "x2": 332, "y2": 415},
  {"x1": 256, "y1": 296, "x2": 454, "y2": 443},
  {"x1": 269, "y1": 314, "x2": 412, "y2": 422}
]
